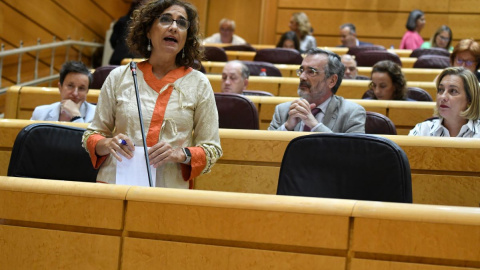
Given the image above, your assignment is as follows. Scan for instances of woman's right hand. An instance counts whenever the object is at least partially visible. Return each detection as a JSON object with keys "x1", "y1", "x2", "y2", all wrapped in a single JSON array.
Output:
[{"x1": 95, "y1": 134, "x2": 135, "y2": 162}]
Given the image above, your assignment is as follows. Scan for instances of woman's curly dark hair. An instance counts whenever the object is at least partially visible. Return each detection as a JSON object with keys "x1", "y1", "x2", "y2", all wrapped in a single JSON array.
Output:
[
  {"x1": 127, "y1": 0, "x2": 203, "y2": 68},
  {"x1": 370, "y1": 60, "x2": 407, "y2": 100}
]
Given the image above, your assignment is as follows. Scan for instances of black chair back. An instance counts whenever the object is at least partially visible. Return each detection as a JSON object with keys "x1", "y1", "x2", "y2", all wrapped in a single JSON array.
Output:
[
  {"x1": 243, "y1": 90, "x2": 274, "y2": 96},
  {"x1": 356, "y1": 51, "x2": 402, "y2": 67},
  {"x1": 410, "y1": 48, "x2": 450, "y2": 58},
  {"x1": 365, "y1": 111, "x2": 397, "y2": 135},
  {"x1": 203, "y1": 46, "x2": 228, "y2": 62},
  {"x1": 277, "y1": 133, "x2": 412, "y2": 203},
  {"x1": 362, "y1": 87, "x2": 433, "y2": 101},
  {"x1": 223, "y1": 44, "x2": 256, "y2": 52},
  {"x1": 242, "y1": 61, "x2": 282, "y2": 77},
  {"x1": 347, "y1": 45, "x2": 386, "y2": 58},
  {"x1": 91, "y1": 65, "x2": 119, "y2": 89},
  {"x1": 214, "y1": 93, "x2": 259, "y2": 129},
  {"x1": 413, "y1": 55, "x2": 450, "y2": 69},
  {"x1": 253, "y1": 48, "x2": 303, "y2": 65},
  {"x1": 8, "y1": 123, "x2": 98, "y2": 182}
]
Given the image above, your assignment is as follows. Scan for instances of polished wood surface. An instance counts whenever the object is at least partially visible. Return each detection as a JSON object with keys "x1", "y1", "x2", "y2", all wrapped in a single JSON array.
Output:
[
  {"x1": 1, "y1": 120, "x2": 480, "y2": 207},
  {"x1": 1, "y1": 176, "x2": 480, "y2": 269}
]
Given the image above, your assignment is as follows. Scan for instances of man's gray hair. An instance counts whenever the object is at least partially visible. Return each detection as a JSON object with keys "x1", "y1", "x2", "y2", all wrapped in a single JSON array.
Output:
[
  {"x1": 219, "y1": 18, "x2": 235, "y2": 31},
  {"x1": 340, "y1": 23, "x2": 356, "y2": 35},
  {"x1": 230, "y1": 60, "x2": 250, "y2": 79},
  {"x1": 305, "y1": 48, "x2": 345, "y2": 94}
]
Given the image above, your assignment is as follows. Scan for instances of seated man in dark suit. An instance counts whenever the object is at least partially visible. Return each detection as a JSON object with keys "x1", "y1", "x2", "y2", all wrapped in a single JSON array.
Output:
[
  {"x1": 268, "y1": 49, "x2": 366, "y2": 133},
  {"x1": 338, "y1": 23, "x2": 372, "y2": 48}
]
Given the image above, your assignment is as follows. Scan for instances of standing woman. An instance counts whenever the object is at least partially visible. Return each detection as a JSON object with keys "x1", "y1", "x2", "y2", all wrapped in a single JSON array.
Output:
[
  {"x1": 409, "y1": 67, "x2": 480, "y2": 137},
  {"x1": 400, "y1": 9, "x2": 426, "y2": 50},
  {"x1": 289, "y1": 12, "x2": 317, "y2": 53},
  {"x1": 82, "y1": 0, "x2": 222, "y2": 188}
]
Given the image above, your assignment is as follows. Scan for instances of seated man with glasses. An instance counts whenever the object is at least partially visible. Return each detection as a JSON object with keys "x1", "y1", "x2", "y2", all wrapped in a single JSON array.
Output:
[
  {"x1": 450, "y1": 39, "x2": 480, "y2": 81},
  {"x1": 268, "y1": 48, "x2": 366, "y2": 133},
  {"x1": 341, "y1": 54, "x2": 369, "y2": 80},
  {"x1": 203, "y1": 18, "x2": 246, "y2": 45}
]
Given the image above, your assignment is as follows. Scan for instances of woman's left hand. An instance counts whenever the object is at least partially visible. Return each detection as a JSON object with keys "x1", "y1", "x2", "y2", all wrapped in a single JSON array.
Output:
[{"x1": 148, "y1": 141, "x2": 185, "y2": 168}]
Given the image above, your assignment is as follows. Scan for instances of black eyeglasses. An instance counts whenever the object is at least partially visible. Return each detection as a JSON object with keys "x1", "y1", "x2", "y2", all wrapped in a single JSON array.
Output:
[{"x1": 158, "y1": 15, "x2": 190, "y2": 31}]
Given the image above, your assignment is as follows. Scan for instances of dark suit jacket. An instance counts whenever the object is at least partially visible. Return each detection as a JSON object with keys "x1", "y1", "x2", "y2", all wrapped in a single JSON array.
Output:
[{"x1": 268, "y1": 95, "x2": 366, "y2": 133}]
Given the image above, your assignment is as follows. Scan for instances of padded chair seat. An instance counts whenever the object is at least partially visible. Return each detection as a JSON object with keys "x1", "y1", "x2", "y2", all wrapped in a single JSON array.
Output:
[
  {"x1": 8, "y1": 123, "x2": 98, "y2": 182},
  {"x1": 277, "y1": 133, "x2": 412, "y2": 203},
  {"x1": 253, "y1": 48, "x2": 303, "y2": 65},
  {"x1": 413, "y1": 55, "x2": 450, "y2": 69},
  {"x1": 214, "y1": 93, "x2": 259, "y2": 129}
]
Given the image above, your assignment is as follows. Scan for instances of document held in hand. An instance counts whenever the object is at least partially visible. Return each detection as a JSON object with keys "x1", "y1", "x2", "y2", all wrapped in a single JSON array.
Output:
[{"x1": 116, "y1": 146, "x2": 156, "y2": 187}]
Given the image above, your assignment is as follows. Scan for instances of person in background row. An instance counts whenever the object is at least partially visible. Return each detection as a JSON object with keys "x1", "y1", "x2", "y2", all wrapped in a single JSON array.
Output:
[
  {"x1": 400, "y1": 9, "x2": 426, "y2": 50},
  {"x1": 31, "y1": 61, "x2": 96, "y2": 123},
  {"x1": 268, "y1": 48, "x2": 365, "y2": 133},
  {"x1": 450, "y1": 39, "x2": 480, "y2": 81},
  {"x1": 203, "y1": 18, "x2": 246, "y2": 45},
  {"x1": 409, "y1": 67, "x2": 480, "y2": 137},
  {"x1": 83, "y1": 0, "x2": 222, "y2": 188},
  {"x1": 421, "y1": 25, "x2": 453, "y2": 52},
  {"x1": 364, "y1": 60, "x2": 412, "y2": 101},
  {"x1": 289, "y1": 12, "x2": 317, "y2": 53},
  {"x1": 337, "y1": 23, "x2": 372, "y2": 48},
  {"x1": 276, "y1": 31, "x2": 300, "y2": 52},
  {"x1": 341, "y1": 54, "x2": 369, "y2": 80},
  {"x1": 109, "y1": 0, "x2": 143, "y2": 65},
  {"x1": 221, "y1": 60, "x2": 249, "y2": 94}
]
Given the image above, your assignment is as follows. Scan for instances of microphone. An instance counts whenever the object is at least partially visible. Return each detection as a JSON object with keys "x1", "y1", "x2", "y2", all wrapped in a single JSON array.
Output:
[{"x1": 130, "y1": 61, "x2": 154, "y2": 187}]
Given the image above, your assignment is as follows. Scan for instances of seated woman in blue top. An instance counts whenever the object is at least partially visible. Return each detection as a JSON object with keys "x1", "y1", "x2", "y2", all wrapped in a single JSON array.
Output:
[
  {"x1": 363, "y1": 60, "x2": 413, "y2": 101},
  {"x1": 409, "y1": 67, "x2": 480, "y2": 137}
]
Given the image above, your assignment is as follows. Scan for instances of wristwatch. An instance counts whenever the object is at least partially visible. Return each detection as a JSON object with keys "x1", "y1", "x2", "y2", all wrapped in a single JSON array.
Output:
[{"x1": 181, "y1": 148, "x2": 191, "y2": 164}]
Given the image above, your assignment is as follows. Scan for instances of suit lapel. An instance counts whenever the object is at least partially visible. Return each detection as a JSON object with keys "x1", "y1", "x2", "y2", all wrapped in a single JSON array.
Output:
[
  {"x1": 47, "y1": 103, "x2": 61, "y2": 121},
  {"x1": 322, "y1": 96, "x2": 339, "y2": 130}
]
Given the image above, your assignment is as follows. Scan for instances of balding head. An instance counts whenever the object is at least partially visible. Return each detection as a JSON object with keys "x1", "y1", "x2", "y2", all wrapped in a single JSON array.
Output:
[
  {"x1": 341, "y1": 54, "x2": 358, "y2": 79},
  {"x1": 221, "y1": 61, "x2": 249, "y2": 94}
]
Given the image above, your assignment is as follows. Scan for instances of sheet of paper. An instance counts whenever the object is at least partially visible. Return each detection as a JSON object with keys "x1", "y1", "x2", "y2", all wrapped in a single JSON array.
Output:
[{"x1": 116, "y1": 146, "x2": 155, "y2": 187}]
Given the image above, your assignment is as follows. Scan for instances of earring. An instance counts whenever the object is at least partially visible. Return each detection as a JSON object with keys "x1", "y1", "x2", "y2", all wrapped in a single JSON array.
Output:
[
  {"x1": 147, "y1": 39, "x2": 152, "y2": 51},
  {"x1": 182, "y1": 48, "x2": 185, "y2": 59}
]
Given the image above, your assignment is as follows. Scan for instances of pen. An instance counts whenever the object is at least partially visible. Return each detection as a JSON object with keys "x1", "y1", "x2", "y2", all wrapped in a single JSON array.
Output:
[{"x1": 118, "y1": 139, "x2": 127, "y2": 146}]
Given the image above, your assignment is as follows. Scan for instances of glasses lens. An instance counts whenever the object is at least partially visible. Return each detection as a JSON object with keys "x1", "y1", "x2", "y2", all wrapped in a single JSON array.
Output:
[
  {"x1": 159, "y1": 15, "x2": 172, "y2": 25},
  {"x1": 158, "y1": 16, "x2": 190, "y2": 30},
  {"x1": 457, "y1": 59, "x2": 473, "y2": 67},
  {"x1": 177, "y1": 19, "x2": 190, "y2": 30}
]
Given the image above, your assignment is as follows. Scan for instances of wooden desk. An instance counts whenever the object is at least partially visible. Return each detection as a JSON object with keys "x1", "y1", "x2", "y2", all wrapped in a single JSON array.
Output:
[{"x1": 1, "y1": 176, "x2": 478, "y2": 269}]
